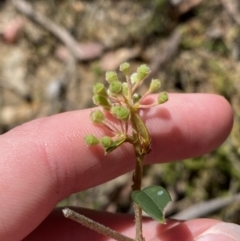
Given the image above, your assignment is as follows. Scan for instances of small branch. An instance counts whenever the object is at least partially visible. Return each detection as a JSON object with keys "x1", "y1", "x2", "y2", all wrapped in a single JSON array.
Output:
[
  {"x1": 125, "y1": 75, "x2": 133, "y2": 101},
  {"x1": 132, "y1": 156, "x2": 145, "y2": 241},
  {"x1": 133, "y1": 203, "x2": 144, "y2": 241},
  {"x1": 63, "y1": 208, "x2": 135, "y2": 241},
  {"x1": 11, "y1": 0, "x2": 83, "y2": 60}
]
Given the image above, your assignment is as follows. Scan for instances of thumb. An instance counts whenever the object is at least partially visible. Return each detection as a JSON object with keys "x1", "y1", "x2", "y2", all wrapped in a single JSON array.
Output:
[{"x1": 194, "y1": 222, "x2": 240, "y2": 241}]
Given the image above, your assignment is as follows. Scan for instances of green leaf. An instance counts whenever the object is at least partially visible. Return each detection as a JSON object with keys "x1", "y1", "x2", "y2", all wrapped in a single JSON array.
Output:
[
  {"x1": 131, "y1": 185, "x2": 171, "y2": 223},
  {"x1": 105, "y1": 136, "x2": 126, "y2": 154}
]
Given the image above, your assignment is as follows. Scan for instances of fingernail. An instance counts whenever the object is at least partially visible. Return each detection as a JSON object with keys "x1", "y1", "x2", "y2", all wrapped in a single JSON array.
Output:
[{"x1": 195, "y1": 223, "x2": 240, "y2": 241}]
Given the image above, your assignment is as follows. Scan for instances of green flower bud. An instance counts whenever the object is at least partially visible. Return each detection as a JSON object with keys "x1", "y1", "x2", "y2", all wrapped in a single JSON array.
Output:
[
  {"x1": 93, "y1": 83, "x2": 107, "y2": 96},
  {"x1": 90, "y1": 110, "x2": 105, "y2": 123},
  {"x1": 110, "y1": 106, "x2": 130, "y2": 121},
  {"x1": 130, "y1": 73, "x2": 139, "y2": 85},
  {"x1": 101, "y1": 136, "x2": 113, "y2": 148},
  {"x1": 119, "y1": 62, "x2": 130, "y2": 76},
  {"x1": 109, "y1": 81, "x2": 122, "y2": 94},
  {"x1": 105, "y1": 71, "x2": 118, "y2": 83},
  {"x1": 137, "y1": 64, "x2": 150, "y2": 80},
  {"x1": 93, "y1": 94, "x2": 110, "y2": 108},
  {"x1": 133, "y1": 93, "x2": 141, "y2": 103},
  {"x1": 84, "y1": 134, "x2": 99, "y2": 145},
  {"x1": 149, "y1": 79, "x2": 161, "y2": 92},
  {"x1": 122, "y1": 82, "x2": 128, "y2": 97},
  {"x1": 158, "y1": 92, "x2": 168, "y2": 104}
]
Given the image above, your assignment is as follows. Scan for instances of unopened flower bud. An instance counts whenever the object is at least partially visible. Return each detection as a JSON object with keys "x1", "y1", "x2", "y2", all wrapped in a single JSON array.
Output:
[
  {"x1": 90, "y1": 110, "x2": 105, "y2": 123},
  {"x1": 119, "y1": 62, "x2": 130, "y2": 76},
  {"x1": 122, "y1": 82, "x2": 128, "y2": 97},
  {"x1": 84, "y1": 134, "x2": 99, "y2": 145},
  {"x1": 101, "y1": 136, "x2": 113, "y2": 148},
  {"x1": 110, "y1": 106, "x2": 130, "y2": 121},
  {"x1": 93, "y1": 83, "x2": 107, "y2": 96},
  {"x1": 133, "y1": 93, "x2": 141, "y2": 103},
  {"x1": 130, "y1": 73, "x2": 139, "y2": 85},
  {"x1": 158, "y1": 92, "x2": 168, "y2": 104},
  {"x1": 105, "y1": 71, "x2": 118, "y2": 83},
  {"x1": 137, "y1": 64, "x2": 150, "y2": 81},
  {"x1": 149, "y1": 79, "x2": 161, "y2": 92},
  {"x1": 93, "y1": 94, "x2": 110, "y2": 108},
  {"x1": 109, "y1": 81, "x2": 122, "y2": 94}
]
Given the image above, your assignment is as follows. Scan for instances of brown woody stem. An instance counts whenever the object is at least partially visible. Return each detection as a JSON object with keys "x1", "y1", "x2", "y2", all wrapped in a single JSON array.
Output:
[
  {"x1": 132, "y1": 155, "x2": 145, "y2": 241},
  {"x1": 63, "y1": 208, "x2": 135, "y2": 241}
]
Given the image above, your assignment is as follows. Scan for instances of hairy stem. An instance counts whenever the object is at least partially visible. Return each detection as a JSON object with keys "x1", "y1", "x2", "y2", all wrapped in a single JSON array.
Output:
[
  {"x1": 132, "y1": 155, "x2": 145, "y2": 241},
  {"x1": 133, "y1": 203, "x2": 144, "y2": 241},
  {"x1": 63, "y1": 208, "x2": 135, "y2": 241},
  {"x1": 129, "y1": 110, "x2": 147, "y2": 241}
]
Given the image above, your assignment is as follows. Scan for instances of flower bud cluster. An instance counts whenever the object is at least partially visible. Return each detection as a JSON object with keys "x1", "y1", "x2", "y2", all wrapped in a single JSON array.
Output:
[{"x1": 85, "y1": 62, "x2": 169, "y2": 154}]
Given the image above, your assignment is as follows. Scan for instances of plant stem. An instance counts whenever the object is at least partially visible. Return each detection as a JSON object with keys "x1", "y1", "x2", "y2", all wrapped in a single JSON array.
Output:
[
  {"x1": 129, "y1": 110, "x2": 147, "y2": 241},
  {"x1": 132, "y1": 155, "x2": 145, "y2": 241},
  {"x1": 63, "y1": 208, "x2": 135, "y2": 241}
]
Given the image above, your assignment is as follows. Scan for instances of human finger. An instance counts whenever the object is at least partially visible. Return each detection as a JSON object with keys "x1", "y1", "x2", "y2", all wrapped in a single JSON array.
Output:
[
  {"x1": 0, "y1": 94, "x2": 233, "y2": 240},
  {"x1": 23, "y1": 207, "x2": 240, "y2": 241}
]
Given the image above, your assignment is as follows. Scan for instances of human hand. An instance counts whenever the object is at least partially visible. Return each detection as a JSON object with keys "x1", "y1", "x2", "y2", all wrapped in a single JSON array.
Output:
[{"x1": 0, "y1": 94, "x2": 238, "y2": 241}]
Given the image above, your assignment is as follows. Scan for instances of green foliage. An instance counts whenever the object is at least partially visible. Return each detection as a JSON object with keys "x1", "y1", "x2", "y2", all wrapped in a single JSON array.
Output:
[
  {"x1": 105, "y1": 136, "x2": 127, "y2": 154},
  {"x1": 85, "y1": 62, "x2": 168, "y2": 155},
  {"x1": 84, "y1": 63, "x2": 170, "y2": 240},
  {"x1": 131, "y1": 186, "x2": 171, "y2": 223}
]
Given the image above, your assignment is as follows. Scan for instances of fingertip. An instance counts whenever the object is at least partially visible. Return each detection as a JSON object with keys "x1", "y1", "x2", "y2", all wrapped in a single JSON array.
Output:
[
  {"x1": 146, "y1": 93, "x2": 233, "y2": 163},
  {"x1": 194, "y1": 222, "x2": 240, "y2": 241}
]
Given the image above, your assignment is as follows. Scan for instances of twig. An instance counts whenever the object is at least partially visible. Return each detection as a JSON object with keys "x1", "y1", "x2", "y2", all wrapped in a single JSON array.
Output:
[
  {"x1": 11, "y1": 0, "x2": 83, "y2": 60},
  {"x1": 63, "y1": 208, "x2": 135, "y2": 241}
]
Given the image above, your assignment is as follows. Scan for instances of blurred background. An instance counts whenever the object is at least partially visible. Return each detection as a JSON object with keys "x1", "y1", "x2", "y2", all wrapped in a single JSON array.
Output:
[{"x1": 0, "y1": 0, "x2": 240, "y2": 224}]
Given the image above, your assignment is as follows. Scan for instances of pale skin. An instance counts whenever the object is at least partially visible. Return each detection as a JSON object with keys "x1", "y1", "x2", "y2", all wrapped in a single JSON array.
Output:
[{"x1": 0, "y1": 94, "x2": 239, "y2": 241}]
